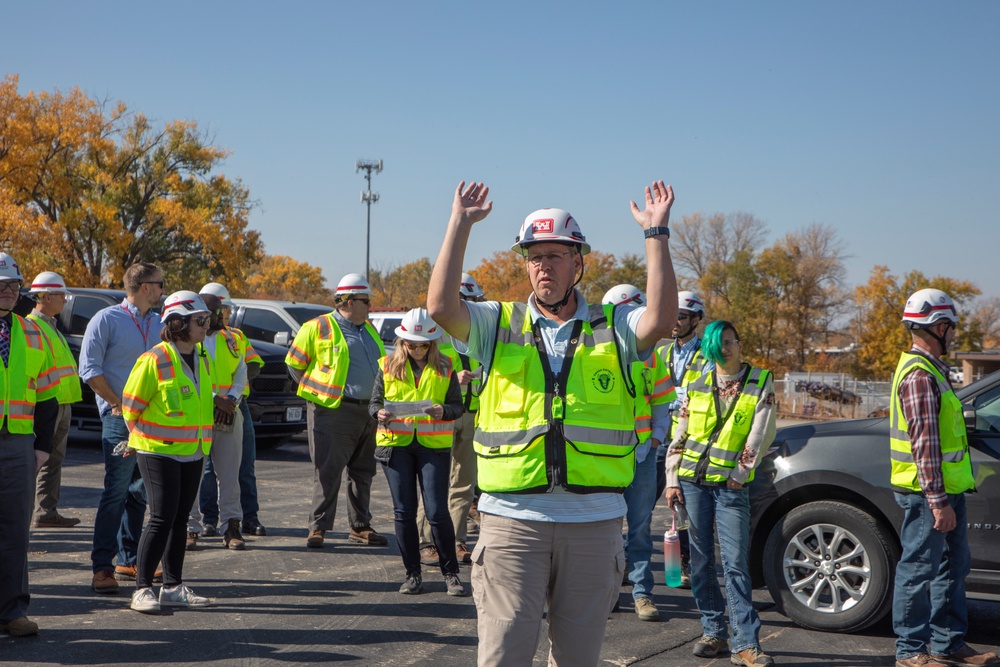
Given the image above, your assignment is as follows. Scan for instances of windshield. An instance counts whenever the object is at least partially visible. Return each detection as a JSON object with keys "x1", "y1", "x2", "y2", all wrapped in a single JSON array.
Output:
[
  {"x1": 285, "y1": 305, "x2": 333, "y2": 326},
  {"x1": 956, "y1": 369, "x2": 1000, "y2": 401}
]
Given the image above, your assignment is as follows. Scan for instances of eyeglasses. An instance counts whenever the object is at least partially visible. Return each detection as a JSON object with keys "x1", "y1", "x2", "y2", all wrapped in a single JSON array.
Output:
[
  {"x1": 143, "y1": 281, "x2": 164, "y2": 288},
  {"x1": 525, "y1": 250, "x2": 574, "y2": 267},
  {"x1": 0, "y1": 281, "x2": 24, "y2": 293},
  {"x1": 404, "y1": 341, "x2": 431, "y2": 350},
  {"x1": 192, "y1": 316, "x2": 211, "y2": 326},
  {"x1": 351, "y1": 298, "x2": 371, "y2": 305},
  {"x1": 721, "y1": 339, "x2": 741, "y2": 349}
]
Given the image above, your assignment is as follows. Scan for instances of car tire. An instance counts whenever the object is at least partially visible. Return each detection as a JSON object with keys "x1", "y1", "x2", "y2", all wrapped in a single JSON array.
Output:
[{"x1": 762, "y1": 500, "x2": 898, "y2": 633}]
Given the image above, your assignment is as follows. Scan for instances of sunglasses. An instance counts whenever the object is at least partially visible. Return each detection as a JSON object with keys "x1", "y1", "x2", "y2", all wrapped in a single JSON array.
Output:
[
  {"x1": 143, "y1": 281, "x2": 165, "y2": 288},
  {"x1": 351, "y1": 298, "x2": 371, "y2": 305},
  {"x1": 404, "y1": 341, "x2": 431, "y2": 350},
  {"x1": 0, "y1": 281, "x2": 23, "y2": 293},
  {"x1": 192, "y1": 316, "x2": 211, "y2": 326}
]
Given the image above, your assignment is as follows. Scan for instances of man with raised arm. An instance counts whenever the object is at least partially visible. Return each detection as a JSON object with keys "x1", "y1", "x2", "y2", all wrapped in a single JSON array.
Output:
[{"x1": 427, "y1": 180, "x2": 677, "y2": 667}]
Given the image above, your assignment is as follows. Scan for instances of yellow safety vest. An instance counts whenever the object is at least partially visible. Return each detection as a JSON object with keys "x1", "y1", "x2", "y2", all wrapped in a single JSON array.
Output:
[
  {"x1": 631, "y1": 349, "x2": 676, "y2": 444},
  {"x1": 439, "y1": 339, "x2": 482, "y2": 413},
  {"x1": 0, "y1": 315, "x2": 60, "y2": 433},
  {"x1": 678, "y1": 365, "x2": 770, "y2": 485},
  {"x1": 286, "y1": 313, "x2": 385, "y2": 409},
  {"x1": 376, "y1": 357, "x2": 454, "y2": 449},
  {"x1": 474, "y1": 302, "x2": 637, "y2": 494},
  {"x1": 211, "y1": 328, "x2": 256, "y2": 397},
  {"x1": 28, "y1": 313, "x2": 83, "y2": 405},
  {"x1": 122, "y1": 342, "x2": 215, "y2": 456},
  {"x1": 889, "y1": 352, "x2": 974, "y2": 494},
  {"x1": 657, "y1": 340, "x2": 709, "y2": 430}
]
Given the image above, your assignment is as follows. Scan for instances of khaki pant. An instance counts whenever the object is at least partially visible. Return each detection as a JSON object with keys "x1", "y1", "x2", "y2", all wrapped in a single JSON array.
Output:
[
  {"x1": 34, "y1": 403, "x2": 71, "y2": 520},
  {"x1": 417, "y1": 410, "x2": 477, "y2": 545},
  {"x1": 471, "y1": 513, "x2": 624, "y2": 667},
  {"x1": 189, "y1": 408, "x2": 244, "y2": 531}
]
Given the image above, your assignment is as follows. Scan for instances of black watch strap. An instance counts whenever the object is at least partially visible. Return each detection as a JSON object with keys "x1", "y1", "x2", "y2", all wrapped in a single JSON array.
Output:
[{"x1": 644, "y1": 226, "x2": 671, "y2": 239}]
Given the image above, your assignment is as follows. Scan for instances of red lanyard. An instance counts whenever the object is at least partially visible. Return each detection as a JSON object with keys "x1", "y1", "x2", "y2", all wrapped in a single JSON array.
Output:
[{"x1": 121, "y1": 303, "x2": 151, "y2": 346}]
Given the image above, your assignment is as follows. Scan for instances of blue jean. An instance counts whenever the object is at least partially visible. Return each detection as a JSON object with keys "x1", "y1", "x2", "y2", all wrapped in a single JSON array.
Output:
[
  {"x1": 201, "y1": 400, "x2": 260, "y2": 525},
  {"x1": 379, "y1": 443, "x2": 458, "y2": 576},
  {"x1": 682, "y1": 480, "x2": 760, "y2": 653},
  {"x1": 90, "y1": 414, "x2": 147, "y2": 572},
  {"x1": 893, "y1": 492, "x2": 970, "y2": 660},
  {"x1": 624, "y1": 451, "x2": 657, "y2": 599}
]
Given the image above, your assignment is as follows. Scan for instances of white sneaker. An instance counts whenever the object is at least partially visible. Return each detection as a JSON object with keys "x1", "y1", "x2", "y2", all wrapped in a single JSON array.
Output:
[
  {"x1": 159, "y1": 584, "x2": 210, "y2": 607},
  {"x1": 130, "y1": 587, "x2": 160, "y2": 614}
]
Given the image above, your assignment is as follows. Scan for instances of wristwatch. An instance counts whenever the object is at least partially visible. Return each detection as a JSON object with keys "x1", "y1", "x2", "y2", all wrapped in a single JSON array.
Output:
[{"x1": 644, "y1": 226, "x2": 670, "y2": 239}]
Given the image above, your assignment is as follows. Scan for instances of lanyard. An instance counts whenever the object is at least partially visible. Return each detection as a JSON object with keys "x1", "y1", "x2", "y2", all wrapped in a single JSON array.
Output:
[{"x1": 121, "y1": 303, "x2": 151, "y2": 346}]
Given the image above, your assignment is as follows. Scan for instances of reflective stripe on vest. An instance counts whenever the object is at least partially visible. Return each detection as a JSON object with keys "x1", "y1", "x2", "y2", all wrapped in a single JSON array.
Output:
[
  {"x1": 888, "y1": 352, "x2": 974, "y2": 494},
  {"x1": 678, "y1": 366, "x2": 769, "y2": 484},
  {"x1": 287, "y1": 314, "x2": 385, "y2": 409},
  {"x1": 473, "y1": 301, "x2": 637, "y2": 494}
]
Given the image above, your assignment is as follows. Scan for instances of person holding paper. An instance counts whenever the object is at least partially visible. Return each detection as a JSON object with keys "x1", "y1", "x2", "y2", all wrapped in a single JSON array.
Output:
[{"x1": 369, "y1": 308, "x2": 466, "y2": 597}]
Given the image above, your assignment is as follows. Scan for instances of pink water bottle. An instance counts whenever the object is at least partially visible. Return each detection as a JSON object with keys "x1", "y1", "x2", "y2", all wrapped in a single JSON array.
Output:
[{"x1": 664, "y1": 516, "x2": 682, "y2": 588}]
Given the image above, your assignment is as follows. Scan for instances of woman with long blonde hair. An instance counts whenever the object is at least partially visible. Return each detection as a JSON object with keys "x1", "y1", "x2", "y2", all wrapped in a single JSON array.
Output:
[{"x1": 369, "y1": 308, "x2": 466, "y2": 596}]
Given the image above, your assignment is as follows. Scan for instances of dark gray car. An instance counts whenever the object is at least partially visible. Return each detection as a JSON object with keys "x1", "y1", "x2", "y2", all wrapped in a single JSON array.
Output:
[{"x1": 748, "y1": 369, "x2": 1000, "y2": 633}]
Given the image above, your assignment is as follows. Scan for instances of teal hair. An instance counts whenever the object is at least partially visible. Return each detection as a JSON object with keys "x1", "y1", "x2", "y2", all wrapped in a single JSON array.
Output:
[{"x1": 702, "y1": 320, "x2": 739, "y2": 366}]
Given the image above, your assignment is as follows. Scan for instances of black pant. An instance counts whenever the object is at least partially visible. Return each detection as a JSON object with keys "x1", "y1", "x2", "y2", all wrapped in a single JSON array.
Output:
[{"x1": 136, "y1": 454, "x2": 204, "y2": 588}]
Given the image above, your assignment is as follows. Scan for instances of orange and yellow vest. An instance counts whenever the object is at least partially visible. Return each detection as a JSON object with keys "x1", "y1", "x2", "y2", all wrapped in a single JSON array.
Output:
[
  {"x1": 122, "y1": 342, "x2": 215, "y2": 456},
  {"x1": 28, "y1": 313, "x2": 82, "y2": 405},
  {"x1": 0, "y1": 315, "x2": 60, "y2": 433},
  {"x1": 375, "y1": 357, "x2": 454, "y2": 449},
  {"x1": 286, "y1": 313, "x2": 385, "y2": 409}
]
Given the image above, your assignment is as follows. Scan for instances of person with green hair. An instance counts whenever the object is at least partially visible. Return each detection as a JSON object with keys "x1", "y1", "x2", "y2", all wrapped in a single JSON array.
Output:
[{"x1": 664, "y1": 320, "x2": 777, "y2": 667}]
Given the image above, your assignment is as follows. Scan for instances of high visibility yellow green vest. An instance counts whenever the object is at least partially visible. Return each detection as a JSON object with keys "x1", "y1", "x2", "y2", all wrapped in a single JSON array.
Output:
[
  {"x1": 632, "y1": 348, "x2": 675, "y2": 444},
  {"x1": 657, "y1": 340, "x2": 709, "y2": 430},
  {"x1": 0, "y1": 315, "x2": 60, "y2": 434},
  {"x1": 122, "y1": 342, "x2": 215, "y2": 456},
  {"x1": 889, "y1": 352, "x2": 974, "y2": 494},
  {"x1": 474, "y1": 302, "x2": 637, "y2": 494},
  {"x1": 375, "y1": 356, "x2": 454, "y2": 449},
  {"x1": 211, "y1": 328, "x2": 255, "y2": 397},
  {"x1": 439, "y1": 339, "x2": 482, "y2": 413},
  {"x1": 678, "y1": 365, "x2": 770, "y2": 484},
  {"x1": 286, "y1": 313, "x2": 385, "y2": 408},
  {"x1": 28, "y1": 313, "x2": 83, "y2": 405}
]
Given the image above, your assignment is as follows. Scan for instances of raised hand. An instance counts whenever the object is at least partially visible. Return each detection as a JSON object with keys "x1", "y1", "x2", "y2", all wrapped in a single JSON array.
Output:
[
  {"x1": 629, "y1": 180, "x2": 674, "y2": 230},
  {"x1": 452, "y1": 181, "x2": 493, "y2": 225}
]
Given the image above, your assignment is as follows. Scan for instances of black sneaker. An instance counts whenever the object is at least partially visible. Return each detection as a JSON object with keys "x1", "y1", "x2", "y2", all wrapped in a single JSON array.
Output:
[
  {"x1": 444, "y1": 573, "x2": 468, "y2": 597},
  {"x1": 399, "y1": 574, "x2": 422, "y2": 595}
]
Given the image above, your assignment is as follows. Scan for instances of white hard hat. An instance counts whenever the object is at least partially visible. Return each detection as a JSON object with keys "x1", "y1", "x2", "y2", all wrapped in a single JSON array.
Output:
[
  {"x1": 678, "y1": 291, "x2": 705, "y2": 316},
  {"x1": 459, "y1": 273, "x2": 485, "y2": 299},
  {"x1": 29, "y1": 271, "x2": 68, "y2": 294},
  {"x1": 161, "y1": 290, "x2": 210, "y2": 323},
  {"x1": 511, "y1": 208, "x2": 591, "y2": 257},
  {"x1": 902, "y1": 288, "x2": 958, "y2": 329},
  {"x1": 394, "y1": 308, "x2": 444, "y2": 342},
  {"x1": 200, "y1": 282, "x2": 234, "y2": 307},
  {"x1": 336, "y1": 273, "x2": 373, "y2": 297},
  {"x1": 0, "y1": 252, "x2": 24, "y2": 282},
  {"x1": 602, "y1": 284, "x2": 645, "y2": 307}
]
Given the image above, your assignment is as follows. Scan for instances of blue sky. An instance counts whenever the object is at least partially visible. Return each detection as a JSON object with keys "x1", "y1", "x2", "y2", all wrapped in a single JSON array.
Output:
[{"x1": 4, "y1": 1, "x2": 998, "y2": 301}]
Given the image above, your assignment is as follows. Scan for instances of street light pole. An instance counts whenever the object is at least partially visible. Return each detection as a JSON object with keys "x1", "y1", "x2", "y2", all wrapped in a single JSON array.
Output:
[{"x1": 356, "y1": 159, "x2": 383, "y2": 283}]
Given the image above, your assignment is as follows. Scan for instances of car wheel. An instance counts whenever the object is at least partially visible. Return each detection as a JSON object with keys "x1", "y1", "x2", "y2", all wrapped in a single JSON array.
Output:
[{"x1": 762, "y1": 500, "x2": 898, "y2": 633}]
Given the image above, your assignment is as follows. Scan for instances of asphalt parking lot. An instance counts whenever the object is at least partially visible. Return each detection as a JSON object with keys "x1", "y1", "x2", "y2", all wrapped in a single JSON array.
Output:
[{"x1": 5, "y1": 435, "x2": 999, "y2": 666}]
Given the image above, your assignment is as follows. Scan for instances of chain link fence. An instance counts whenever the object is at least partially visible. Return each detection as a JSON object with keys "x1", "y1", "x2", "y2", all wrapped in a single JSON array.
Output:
[{"x1": 775, "y1": 373, "x2": 892, "y2": 421}]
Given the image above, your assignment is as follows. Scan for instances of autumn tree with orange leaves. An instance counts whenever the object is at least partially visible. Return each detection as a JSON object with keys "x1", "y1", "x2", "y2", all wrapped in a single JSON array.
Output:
[{"x1": 0, "y1": 74, "x2": 263, "y2": 291}]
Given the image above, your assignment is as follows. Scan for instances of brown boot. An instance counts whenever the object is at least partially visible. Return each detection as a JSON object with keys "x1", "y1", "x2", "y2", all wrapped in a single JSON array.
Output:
[{"x1": 222, "y1": 519, "x2": 246, "y2": 551}]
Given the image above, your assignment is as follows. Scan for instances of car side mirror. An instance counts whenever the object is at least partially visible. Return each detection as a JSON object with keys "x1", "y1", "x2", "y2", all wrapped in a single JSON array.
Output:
[
  {"x1": 963, "y1": 406, "x2": 977, "y2": 431},
  {"x1": 273, "y1": 331, "x2": 290, "y2": 347}
]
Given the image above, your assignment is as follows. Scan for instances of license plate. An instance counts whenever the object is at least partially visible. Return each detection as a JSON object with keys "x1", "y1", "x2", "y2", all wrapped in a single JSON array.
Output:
[{"x1": 285, "y1": 407, "x2": 303, "y2": 422}]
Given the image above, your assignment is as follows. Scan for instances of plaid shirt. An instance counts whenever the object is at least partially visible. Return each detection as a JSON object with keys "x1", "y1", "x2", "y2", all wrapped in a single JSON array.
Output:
[{"x1": 897, "y1": 346, "x2": 954, "y2": 509}]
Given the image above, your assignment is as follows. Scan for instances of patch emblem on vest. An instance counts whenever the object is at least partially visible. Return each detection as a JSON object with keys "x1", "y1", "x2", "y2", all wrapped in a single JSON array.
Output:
[
  {"x1": 733, "y1": 410, "x2": 748, "y2": 426},
  {"x1": 181, "y1": 386, "x2": 191, "y2": 396},
  {"x1": 591, "y1": 369, "x2": 615, "y2": 394},
  {"x1": 227, "y1": 335, "x2": 239, "y2": 356}
]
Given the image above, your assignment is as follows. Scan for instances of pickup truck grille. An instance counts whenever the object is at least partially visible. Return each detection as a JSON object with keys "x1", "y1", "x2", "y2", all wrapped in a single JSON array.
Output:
[{"x1": 252, "y1": 361, "x2": 295, "y2": 394}]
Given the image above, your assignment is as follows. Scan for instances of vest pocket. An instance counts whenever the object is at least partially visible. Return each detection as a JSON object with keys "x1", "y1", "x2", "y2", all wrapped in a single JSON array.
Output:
[
  {"x1": 580, "y1": 354, "x2": 621, "y2": 405},
  {"x1": 491, "y1": 353, "x2": 528, "y2": 417}
]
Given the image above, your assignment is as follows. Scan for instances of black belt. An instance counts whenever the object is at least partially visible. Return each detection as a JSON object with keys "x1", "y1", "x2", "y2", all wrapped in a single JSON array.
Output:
[{"x1": 341, "y1": 397, "x2": 367, "y2": 405}]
